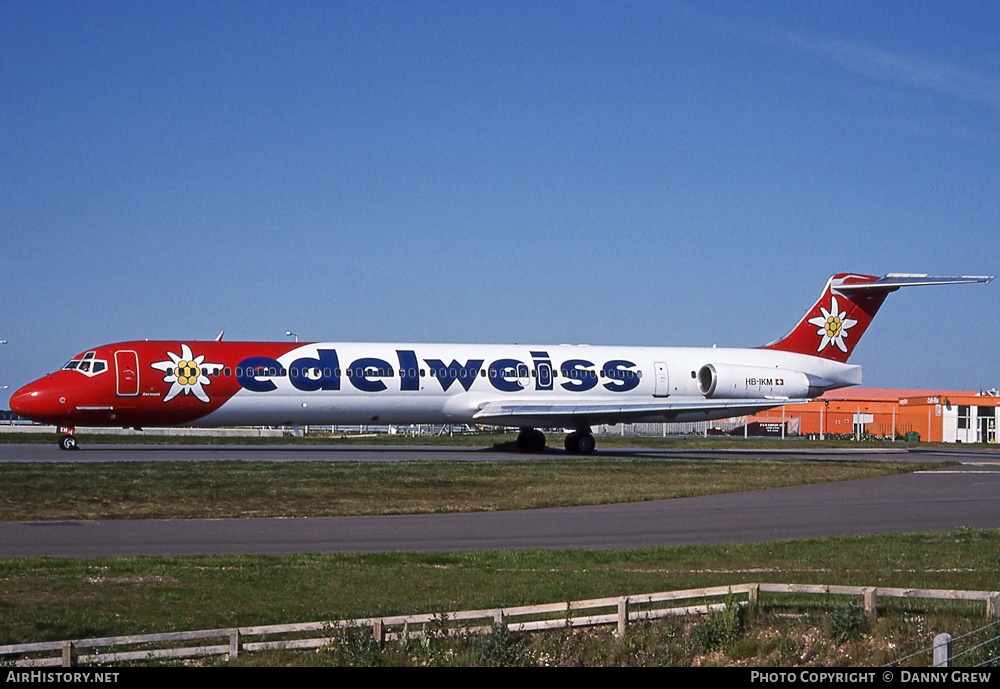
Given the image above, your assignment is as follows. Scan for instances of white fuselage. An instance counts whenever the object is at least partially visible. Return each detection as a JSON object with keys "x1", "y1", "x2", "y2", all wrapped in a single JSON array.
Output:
[{"x1": 194, "y1": 342, "x2": 862, "y2": 428}]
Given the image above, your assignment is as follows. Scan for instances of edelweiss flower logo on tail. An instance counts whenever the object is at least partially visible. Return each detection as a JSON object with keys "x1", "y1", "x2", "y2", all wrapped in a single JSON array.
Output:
[
  {"x1": 807, "y1": 296, "x2": 858, "y2": 354},
  {"x1": 151, "y1": 344, "x2": 223, "y2": 402}
]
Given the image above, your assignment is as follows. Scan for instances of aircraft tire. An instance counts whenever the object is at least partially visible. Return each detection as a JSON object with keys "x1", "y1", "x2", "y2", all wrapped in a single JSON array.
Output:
[
  {"x1": 564, "y1": 432, "x2": 596, "y2": 454},
  {"x1": 516, "y1": 428, "x2": 546, "y2": 452},
  {"x1": 564, "y1": 432, "x2": 579, "y2": 452},
  {"x1": 58, "y1": 435, "x2": 78, "y2": 451}
]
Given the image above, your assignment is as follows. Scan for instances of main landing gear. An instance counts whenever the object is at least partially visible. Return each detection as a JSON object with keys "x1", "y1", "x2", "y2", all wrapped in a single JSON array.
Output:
[
  {"x1": 516, "y1": 427, "x2": 596, "y2": 455},
  {"x1": 516, "y1": 428, "x2": 546, "y2": 452},
  {"x1": 564, "y1": 431, "x2": 596, "y2": 455},
  {"x1": 58, "y1": 426, "x2": 78, "y2": 451}
]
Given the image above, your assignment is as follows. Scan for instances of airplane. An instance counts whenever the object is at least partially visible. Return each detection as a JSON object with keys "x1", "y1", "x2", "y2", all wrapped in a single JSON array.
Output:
[{"x1": 8, "y1": 272, "x2": 993, "y2": 452}]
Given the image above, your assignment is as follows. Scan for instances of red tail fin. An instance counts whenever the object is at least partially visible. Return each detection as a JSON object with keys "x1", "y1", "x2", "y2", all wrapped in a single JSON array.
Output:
[
  {"x1": 762, "y1": 273, "x2": 994, "y2": 363},
  {"x1": 763, "y1": 274, "x2": 887, "y2": 363}
]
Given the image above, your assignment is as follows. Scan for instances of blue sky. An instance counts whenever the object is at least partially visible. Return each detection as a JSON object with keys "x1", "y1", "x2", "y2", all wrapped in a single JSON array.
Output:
[{"x1": 2, "y1": 1, "x2": 998, "y2": 406}]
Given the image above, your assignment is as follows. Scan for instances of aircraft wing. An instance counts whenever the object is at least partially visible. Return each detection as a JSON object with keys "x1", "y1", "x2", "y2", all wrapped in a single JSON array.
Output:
[{"x1": 473, "y1": 397, "x2": 810, "y2": 427}]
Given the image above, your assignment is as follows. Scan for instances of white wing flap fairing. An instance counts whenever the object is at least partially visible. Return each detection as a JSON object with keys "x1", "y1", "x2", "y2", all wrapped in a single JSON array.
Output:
[{"x1": 474, "y1": 398, "x2": 811, "y2": 425}]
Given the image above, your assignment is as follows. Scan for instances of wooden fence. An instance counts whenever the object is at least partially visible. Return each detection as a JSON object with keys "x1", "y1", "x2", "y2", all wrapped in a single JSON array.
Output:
[{"x1": 2, "y1": 582, "x2": 997, "y2": 667}]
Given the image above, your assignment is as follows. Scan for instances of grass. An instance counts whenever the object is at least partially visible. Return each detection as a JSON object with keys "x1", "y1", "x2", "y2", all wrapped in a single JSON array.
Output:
[
  {"x1": 0, "y1": 457, "x2": 943, "y2": 521},
  {"x1": 0, "y1": 433, "x2": 994, "y2": 664},
  {"x1": 1, "y1": 530, "x2": 999, "y2": 657}
]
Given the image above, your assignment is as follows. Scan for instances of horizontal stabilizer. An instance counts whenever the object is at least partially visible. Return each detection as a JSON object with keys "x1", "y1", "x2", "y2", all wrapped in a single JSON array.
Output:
[{"x1": 835, "y1": 274, "x2": 994, "y2": 292}]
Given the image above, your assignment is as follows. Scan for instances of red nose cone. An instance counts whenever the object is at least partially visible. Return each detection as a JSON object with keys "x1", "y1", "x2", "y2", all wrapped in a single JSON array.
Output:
[
  {"x1": 8, "y1": 384, "x2": 35, "y2": 418},
  {"x1": 8, "y1": 378, "x2": 67, "y2": 423}
]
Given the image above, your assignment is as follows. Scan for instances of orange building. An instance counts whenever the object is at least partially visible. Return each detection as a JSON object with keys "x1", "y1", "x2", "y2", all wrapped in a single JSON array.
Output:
[{"x1": 747, "y1": 388, "x2": 1000, "y2": 443}]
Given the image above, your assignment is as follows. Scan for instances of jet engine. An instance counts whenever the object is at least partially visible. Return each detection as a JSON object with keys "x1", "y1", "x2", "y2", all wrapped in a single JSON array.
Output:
[{"x1": 697, "y1": 364, "x2": 811, "y2": 399}]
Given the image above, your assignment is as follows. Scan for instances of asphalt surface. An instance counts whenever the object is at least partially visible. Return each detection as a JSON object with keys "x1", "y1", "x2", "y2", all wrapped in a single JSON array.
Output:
[{"x1": 1, "y1": 443, "x2": 999, "y2": 557}]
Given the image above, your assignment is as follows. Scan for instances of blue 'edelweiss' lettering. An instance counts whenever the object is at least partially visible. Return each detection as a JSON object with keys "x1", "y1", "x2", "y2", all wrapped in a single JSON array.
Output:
[
  {"x1": 531, "y1": 351, "x2": 553, "y2": 391},
  {"x1": 290, "y1": 349, "x2": 340, "y2": 391},
  {"x1": 561, "y1": 359, "x2": 597, "y2": 392},
  {"x1": 603, "y1": 360, "x2": 640, "y2": 392},
  {"x1": 237, "y1": 356, "x2": 282, "y2": 392},
  {"x1": 349, "y1": 357, "x2": 392, "y2": 392},
  {"x1": 424, "y1": 358, "x2": 484, "y2": 392},
  {"x1": 235, "y1": 349, "x2": 639, "y2": 395},
  {"x1": 488, "y1": 358, "x2": 527, "y2": 392}
]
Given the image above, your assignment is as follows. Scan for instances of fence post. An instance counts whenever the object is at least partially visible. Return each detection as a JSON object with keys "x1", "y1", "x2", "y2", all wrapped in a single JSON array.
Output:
[
  {"x1": 863, "y1": 587, "x2": 877, "y2": 620},
  {"x1": 987, "y1": 592, "x2": 1000, "y2": 620},
  {"x1": 229, "y1": 629, "x2": 240, "y2": 659},
  {"x1": 932, "y1": 633, "x2": 952, "y2": 667},
  {"x1": 372, "y1": 619, "x2": 385, "y2": 649},
  {"x1": 748, "y1": 584, "x2": 759, "y2": 608},
  {"x1": 61, "y1": 641, "x2": 74, "y2": 667},
  {"x1": 617, "y1": 597, "x2": 629, "y2": 637}
]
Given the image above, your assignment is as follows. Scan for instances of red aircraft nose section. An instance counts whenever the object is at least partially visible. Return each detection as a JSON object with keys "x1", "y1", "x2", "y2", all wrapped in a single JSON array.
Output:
[
  {"x1": 8, "y1": 384, "x2": 34, "y2": 417},
  {"x1": 9, "y1": 377, "x2": 72, "y2": 424}
]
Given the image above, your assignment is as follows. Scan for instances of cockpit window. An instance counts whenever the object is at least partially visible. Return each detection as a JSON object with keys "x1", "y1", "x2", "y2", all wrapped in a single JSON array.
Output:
[{"x1": 62, "y1": 351, "x2": 109, "y2": 377}]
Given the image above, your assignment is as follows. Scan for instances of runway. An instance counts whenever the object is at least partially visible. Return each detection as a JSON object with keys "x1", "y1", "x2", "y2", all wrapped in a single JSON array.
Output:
[
  {"x1": 2, "y1": 444, "x2": 999, "y2": 557},
  {"x1": 4, "y1": 442, "x2": 996, "y2": 464}
]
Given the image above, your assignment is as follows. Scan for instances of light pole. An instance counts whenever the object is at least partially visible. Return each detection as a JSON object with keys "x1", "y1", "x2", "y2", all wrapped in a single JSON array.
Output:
[
  {"x1": 285, "y1": 331, "x2": 298, "y2": 343},
  {"x1": 1, "y1": 341, "x2": 7, "y2": 415}
]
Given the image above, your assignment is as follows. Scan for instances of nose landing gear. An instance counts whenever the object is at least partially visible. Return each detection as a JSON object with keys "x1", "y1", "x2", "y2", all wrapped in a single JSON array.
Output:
[{"x1": 58, "y1": 426, "x2": 78, "y2": 451}]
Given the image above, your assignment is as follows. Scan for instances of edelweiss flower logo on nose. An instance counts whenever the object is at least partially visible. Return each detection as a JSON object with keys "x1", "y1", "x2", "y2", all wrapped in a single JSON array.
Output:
[
  {"x1": 151, "y1": 344, "x2": 223, "y2": 402},
  {"x1": 807, "y1": 296, "x2": 858, "y2": 354}
]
